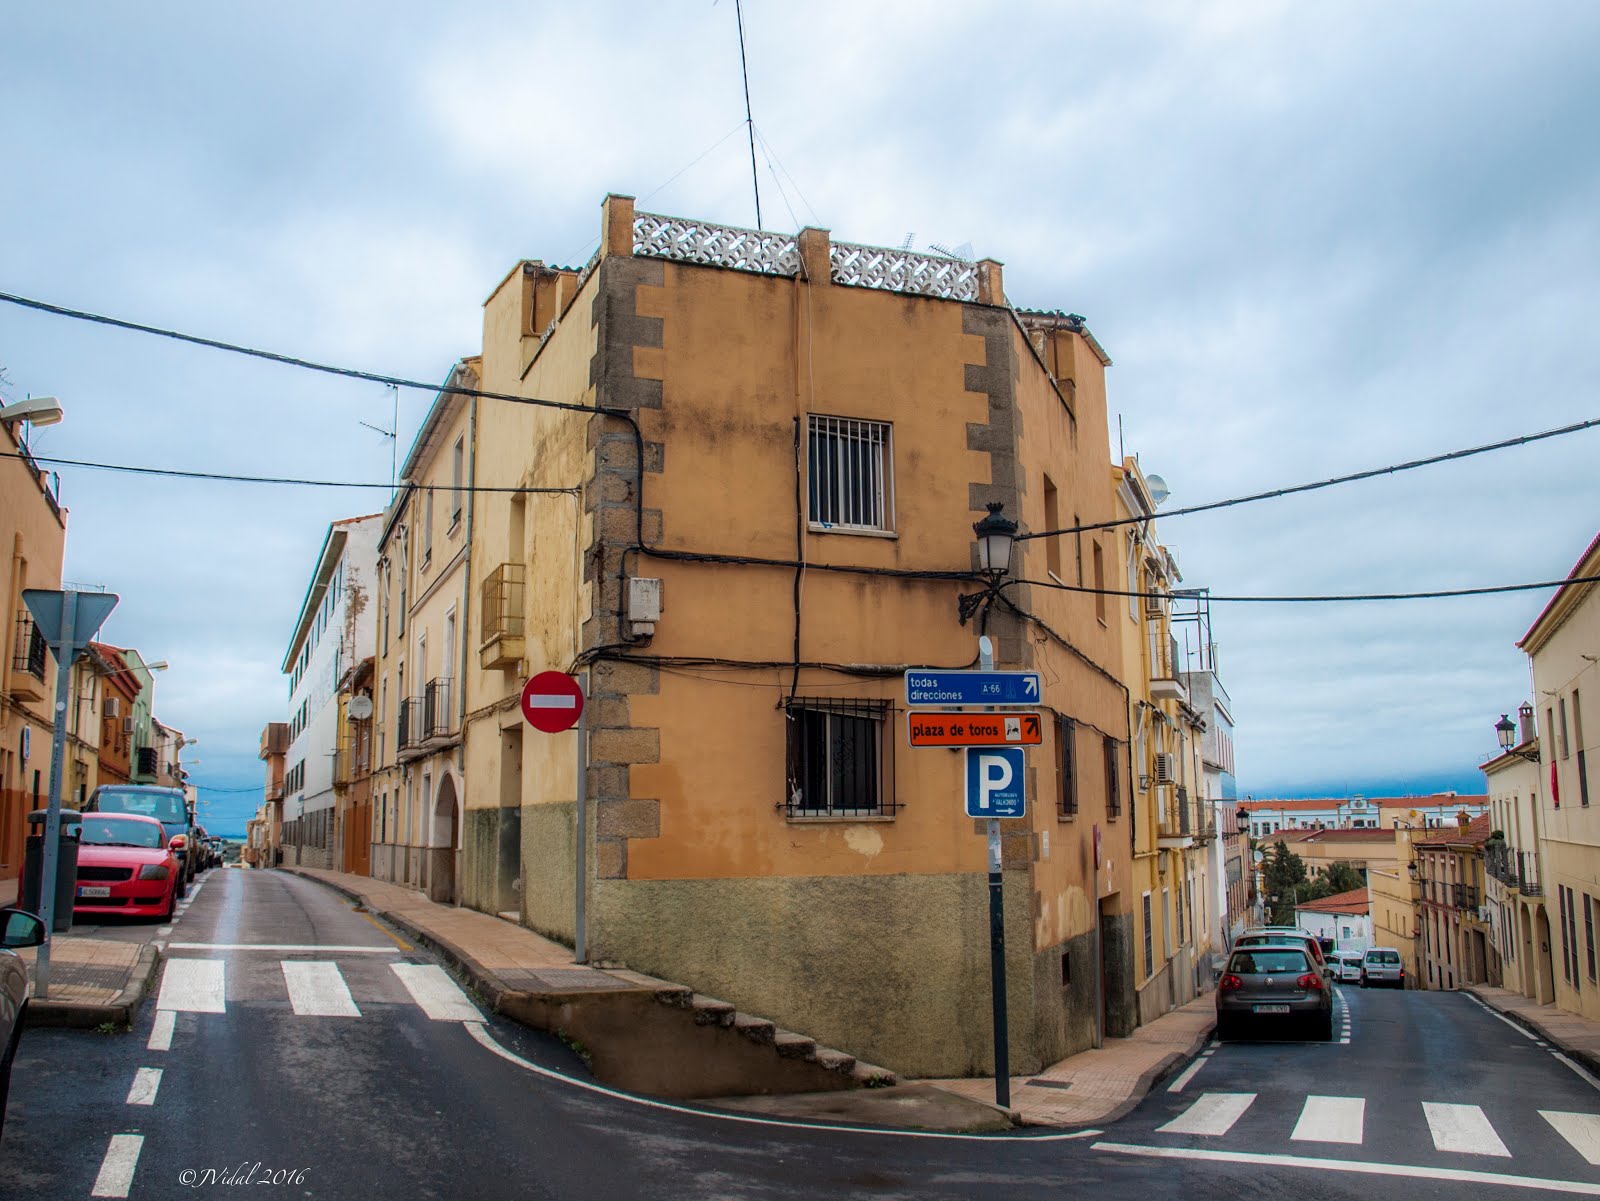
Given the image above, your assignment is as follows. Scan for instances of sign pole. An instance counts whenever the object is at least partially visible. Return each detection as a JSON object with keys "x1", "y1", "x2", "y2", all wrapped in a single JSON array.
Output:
[
  {"x1": 979, "y1": 636, "x2": 1010, "y2": 1109},
  {"x1": 33, "y1": 590, "x2": 77, "y2": 999},
  {"x1": 575, "y1": 672, "x2": 588, "y2": 965},
  {"x1": 1093, "y1": 824, "x2": 1104, "y2": 1049}
]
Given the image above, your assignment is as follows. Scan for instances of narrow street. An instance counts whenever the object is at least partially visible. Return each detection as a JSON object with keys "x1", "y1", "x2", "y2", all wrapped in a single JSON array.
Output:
[{"x1": 3, "y1": 871, "x2": 1599, "y2": 1199}]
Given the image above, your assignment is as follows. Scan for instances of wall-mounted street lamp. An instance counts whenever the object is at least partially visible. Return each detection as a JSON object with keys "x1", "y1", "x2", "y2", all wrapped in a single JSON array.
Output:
[
  {"x1": 0, "y1": 395, "x2": 65, "y2": 427},
  {"x1": 959, "y1": 503, "x2": 1018, "y2": 626},
  {"x1": 1495, "y1": 706, "x2": 1541, "y2": 763}
]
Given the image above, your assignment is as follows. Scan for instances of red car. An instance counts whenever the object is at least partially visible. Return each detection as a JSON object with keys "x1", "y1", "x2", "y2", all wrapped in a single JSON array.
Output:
[{"x1": 74, "y1": 813, "x2": 181, "y2": 921}]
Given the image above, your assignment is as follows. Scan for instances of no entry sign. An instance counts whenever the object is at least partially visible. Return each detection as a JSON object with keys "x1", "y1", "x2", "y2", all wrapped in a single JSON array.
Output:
[{"x1": 521, "y1": 671, "x2": 585, "y2": 733}]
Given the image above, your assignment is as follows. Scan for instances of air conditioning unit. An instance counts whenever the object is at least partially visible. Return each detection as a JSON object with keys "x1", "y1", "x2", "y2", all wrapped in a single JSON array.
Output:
[
  {"x1": 122, "y1": 717, "x2": 135, "y2": 735},
  {"x1": 1144, "y1": 593, "x2": 1164, "y2": 616},
  {"x1": 105, "y1": 697, "x2": 121, "y2": 718},
  {"x1": 1154, "y1": 752, "x2": 1176, "y2": 785}
]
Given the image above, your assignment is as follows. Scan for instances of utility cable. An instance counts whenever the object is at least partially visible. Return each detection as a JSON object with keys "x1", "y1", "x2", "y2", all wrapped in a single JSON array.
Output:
[
  {"x1": 1005, "y1": 573, "x2": 1600, "y2": 604},
  {"x1": 1, "y1": 450, "x2": 577, "y2": 494},
  {"x1": 1020, "y1": 415, "x2": 1600, "y2": 541}
]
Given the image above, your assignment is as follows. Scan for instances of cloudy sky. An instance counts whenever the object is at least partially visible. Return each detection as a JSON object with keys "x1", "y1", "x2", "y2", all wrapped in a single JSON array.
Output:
[{"x1": 3, "y1": 2, "x2": 1597, "y2": 833}]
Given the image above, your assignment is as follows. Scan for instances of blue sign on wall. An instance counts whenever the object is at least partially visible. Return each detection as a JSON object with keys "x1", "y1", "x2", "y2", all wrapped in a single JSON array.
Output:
[
  {"x1": 965, "y1": 747, "x2": 1027, "y2": 818},
  {"x1": 905, "y1": 670, "x2": 1041, "y2": 707}
]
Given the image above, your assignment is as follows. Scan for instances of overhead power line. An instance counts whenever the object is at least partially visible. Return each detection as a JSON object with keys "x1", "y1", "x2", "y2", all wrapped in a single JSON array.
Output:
[
  {"x1": 1, "y1": 450, "x2": 577, "y2": 494},
  {"x1": 1006, "y1": 574, "x2": 1600, "y2": 604},
  {"x1": 1020, "y1": 415, "x2": 1600, "y2": 541},
  {"x1": 0, "y1": 290, "x2": 607, "y2": 418}
]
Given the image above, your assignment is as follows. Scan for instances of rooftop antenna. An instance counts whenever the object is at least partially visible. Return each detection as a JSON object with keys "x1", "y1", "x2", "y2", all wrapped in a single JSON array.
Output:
[
  {"x1": 900, "y1": 232, "x2": 916, "y2": 250},
  {"x1": 358, "y1": 383, "x2": 400, "y2": 497},
  {"x1": 733, "y1": 0, "x2": 762, "y2": 229},
  {"x1": 928, "y1": 241, "x2": 975, "y2": 261}
]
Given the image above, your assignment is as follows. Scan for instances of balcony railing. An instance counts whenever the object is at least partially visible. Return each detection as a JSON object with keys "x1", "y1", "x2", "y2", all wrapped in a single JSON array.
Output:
[
  {"x1": 480, "y1": 563, "x2": 526, "y2": 669},
  {"x1": 332, "y1": 747, "x2": 350, "y2": 788},
  {"x1": 11, "y1": 613, "x2": 46, "y2": 698},
  {"x1": 1518, "y1": 850, "x2": 1544, "y2": 896},
  {"x1": 424, "y1": 678, "x2": 453, "y2": 740},
  {"x1": 135, "y1": 746, "x2": 157, "y2": 777},
  {"x1": 1486, "y1": 841, "x2": 1514, "y2": 884},
  {"x1": 397, "y1": 697, "x2": 423, "y2": 753}
]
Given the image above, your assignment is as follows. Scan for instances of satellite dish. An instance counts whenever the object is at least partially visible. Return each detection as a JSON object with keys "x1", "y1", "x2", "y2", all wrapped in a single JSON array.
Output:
[
  {"x1": 348, "y1": 695, "x2": 374, "y2": 721},
  {"x1": 1145, "y1": 474, "x2": 1171, "y2": 506},
  {"x1": 1252, "y1": 849, "x2": 1266, "y2": 865}
]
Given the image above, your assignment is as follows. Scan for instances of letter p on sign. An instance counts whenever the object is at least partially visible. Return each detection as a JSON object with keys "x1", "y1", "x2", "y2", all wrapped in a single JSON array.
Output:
[{"x1": 965, "y1": 747, "x2": 1026, "y2": 818}]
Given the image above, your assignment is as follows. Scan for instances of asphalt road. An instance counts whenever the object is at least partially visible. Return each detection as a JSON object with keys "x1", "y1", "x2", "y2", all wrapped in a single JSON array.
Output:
[{"x1": 5, "y1": 870, "x2": 1600, "y2": 1200}]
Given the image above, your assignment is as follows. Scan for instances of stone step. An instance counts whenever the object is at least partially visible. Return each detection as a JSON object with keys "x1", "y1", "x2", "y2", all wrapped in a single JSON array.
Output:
[
  {"x1": 851, "y1": 1061, "x2": 898, "y2": 1087},
  {"x1": 690, "y1": 994, "x2": 737, "y2": 1026},
  {"x1": 732, "y1": 1012, "x2": 776, "y2": 1044},
  {"x1": 772, "y1": 1030, "x2": 817, "y2": 1059},
  {"x1": 810, "y1": 1047, "x2": 856, "y2": 1074}
]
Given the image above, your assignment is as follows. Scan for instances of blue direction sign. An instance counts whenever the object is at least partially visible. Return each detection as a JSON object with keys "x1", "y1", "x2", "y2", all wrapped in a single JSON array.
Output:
[
  {"x1": 965, "y1": 747, "x2": 1027, "y2": 818},
  {"x1": 905, "y1": 669, "x2": 1040, "y2": 707}
]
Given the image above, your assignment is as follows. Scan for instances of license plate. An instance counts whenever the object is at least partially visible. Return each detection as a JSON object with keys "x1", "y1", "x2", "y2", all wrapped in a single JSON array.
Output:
[
  {"x1": 1252, "y1": 1004, "x2": 1290, "y2": 1014},
  {"x1": 77, "y1": 886, "x2": 111, "y2": 898}
]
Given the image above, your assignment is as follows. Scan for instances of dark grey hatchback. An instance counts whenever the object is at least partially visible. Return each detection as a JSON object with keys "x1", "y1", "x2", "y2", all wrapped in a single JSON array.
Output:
[{"x1": 1216, "y1": 943, "x2": 1334, "y2": 1041}]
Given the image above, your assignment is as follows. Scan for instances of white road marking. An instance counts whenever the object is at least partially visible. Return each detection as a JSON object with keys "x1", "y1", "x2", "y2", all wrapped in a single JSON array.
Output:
[
  {"x1": 156, "y1": 926, "x2": 173, "y2": 936},
  {"x1": 1158, "y1": 1092, "x2": 1255, "y2": 1136},
  {"x1": 156, "y1": 957, "x2": 225, "y2": 1013},
  {"x1": 167, "y1": 943, "x2": 398, "y2": 953},
  {"x1": 1545, "y1": 1112, "x2": 1600, "y2": 1165},
  {"x1": 391, "y1": 963, "x2": 480, "y2": 1021},
  {"x1": 1554, "y1": 1053, "x2": 1600, "y2": 1092},
  {"x1": 1292, "y1": 1095, "x2": 1365, "y2": 1144},
  {"x1": 147, "y1": 1009, "x2": 176, "y2": 1051},
  {"x1": 462, "y1": 1020, "x2": 1106, "y2": 1143},
  {"x1": 1167, "y1": 1056, "x2": 1211, "y2": 1093},
  {"x1": 90, "y1": 1134, "x2": 143, "y2": 1198},
  {"x1": 282, "y1": 961, "x2": 361, "y2": 1017},
  {"x1": 1467, "y1": 995, "x2": 1541, "y2": 1041},
  {"x1": 1093, "y1": 1142, "x2": 1600, "y2": 1195},
  {"x1": 1423, "y1": 1101, "x2": 1511, "y2": 1157},
  {"x1": 124, "y1": 1067, "x2": 162, "y2": 1106}
]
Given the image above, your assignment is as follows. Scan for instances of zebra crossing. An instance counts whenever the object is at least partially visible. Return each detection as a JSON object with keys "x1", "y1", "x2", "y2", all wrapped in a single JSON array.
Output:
[
  {"x1": 1149, "y1": 1090, "x2": 1600, "y2": 1168},
  {"x1": 153, "y1": 956, "x2": 480, "y2": 1023}
]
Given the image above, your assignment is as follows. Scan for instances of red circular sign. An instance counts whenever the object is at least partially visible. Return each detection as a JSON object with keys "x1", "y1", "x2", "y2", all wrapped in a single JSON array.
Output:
[{"x1": 521, "y1": 671, "x2": 585, "y2": 733}]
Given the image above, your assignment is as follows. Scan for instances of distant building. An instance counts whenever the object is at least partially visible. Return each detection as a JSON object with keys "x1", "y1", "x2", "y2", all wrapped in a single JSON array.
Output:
[
  {"x1": 280, "y1": 514, "x2": 381, "y2": 870},
  {"x1": 1481, "y1": 704, "x2": 1551, "y2": 1003},
  {"x1": 1416, "y1": 814, "x2": 1492, "y2": 991},
  {"x1": 1240, "y1": 793, "x2": 1488, "y2": 837},
  {"x1": 1295, "y1": 887, "x2": 1372, "y2": 952}
]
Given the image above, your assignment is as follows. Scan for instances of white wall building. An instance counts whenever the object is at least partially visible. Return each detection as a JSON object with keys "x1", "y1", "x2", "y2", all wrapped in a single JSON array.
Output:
[
  {"x1": 281, "y1": 513, "x2": 381, "y2": 870},
  {"x1": 1295, "y1": 888, "x2": 1373, "y2": 952}
]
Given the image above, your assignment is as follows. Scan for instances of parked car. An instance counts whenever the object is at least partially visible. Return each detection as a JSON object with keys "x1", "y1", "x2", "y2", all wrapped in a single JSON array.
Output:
[
  {"x1": 1217, "y1": 942, "x2": 1335, "y2": 1041},
  {"x1": 192, "y1": 825, "x2": 214, "y2": 870},
  {"x1": 1333, "y1": 952, "x2": 1365, "y2": 983},
  {"x1": 1361, "y1": 947, "x2": 1406, "y2": 988},
  {"x1": 87, "y1": 785, "x2": 196, "y2": 895},
  {"x1": 1234, "y1": 930, "x2": 1334, "y2": 980},
  {"x1": 0, "y1": 907, "x2": 48, "y2": 1141},
  {"x1": 74, "y1": 813, "x2": 181, "y2": 921}
]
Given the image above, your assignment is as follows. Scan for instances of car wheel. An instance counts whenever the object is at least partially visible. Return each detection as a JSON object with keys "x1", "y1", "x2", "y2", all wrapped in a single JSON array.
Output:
[{"x1": 1315, "y1": 1010, "x2": 1335, "y2": 1042}]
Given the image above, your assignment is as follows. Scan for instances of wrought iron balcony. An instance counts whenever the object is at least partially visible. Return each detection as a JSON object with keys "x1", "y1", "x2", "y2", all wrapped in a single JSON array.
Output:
[
  {"x1": 1518, "y1": 850, "x2": 1544, "y2": 896},
  {"x1": 423, "y1": 677, "x2": 453, "y2": 741},
  {"x1": 480, "y1": 563, "x2": 525, "y2": 669},
  {"x1": 10, "y1": 613, "x2": 47, "y2": 700},
  {"x1": 396, "y1": 697, "x2": 423, "y2": 753},
  {"x1": 135, "y1": 746, "x2": 158, "y2": 777},
  {"x1": 332, "y1": 747, "x2": 350, "y2": 789}
]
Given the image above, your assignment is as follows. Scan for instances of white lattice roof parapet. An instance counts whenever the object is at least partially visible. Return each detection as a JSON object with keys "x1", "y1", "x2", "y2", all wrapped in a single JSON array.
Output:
[
  {"x1": 829, "y1": 241, "x2": 980, "y2": 302},
  {"x1": 632, "y1": 211, "x2": 801, "y2": 277}
]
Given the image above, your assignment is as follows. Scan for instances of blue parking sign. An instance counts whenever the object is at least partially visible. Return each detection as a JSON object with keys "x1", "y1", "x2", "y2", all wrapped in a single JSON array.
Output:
[{"x1": 965, "y1": 747, "x2": 1026, "y2": 818}]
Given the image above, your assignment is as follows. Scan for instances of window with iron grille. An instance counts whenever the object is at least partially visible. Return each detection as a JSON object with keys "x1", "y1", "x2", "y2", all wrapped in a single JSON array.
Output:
[
  {"x1": 1056, "y1": 715, "x2": 1078, "y2": 819},
  {"x1": 1104, "y1": 735, "x2": 1122, "y2": 818},
  {"x1": 807, "y1": 416, "x2": 892, "y2": 532},
  {"x1": 1142, "y1": 892, "x2": 1154, "y2": 977},
  {"x1": 784, "y1": 699, "x2": 894, "y2": 818}
]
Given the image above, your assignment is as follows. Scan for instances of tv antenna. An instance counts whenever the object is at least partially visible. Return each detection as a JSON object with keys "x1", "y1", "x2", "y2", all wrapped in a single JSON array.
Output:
[
  {"x1": 927, "y1": 241, "x2": 975, "y2": 262},
  {"x1": 359, "y1": 383, "x2": 400, "y2": 496}
]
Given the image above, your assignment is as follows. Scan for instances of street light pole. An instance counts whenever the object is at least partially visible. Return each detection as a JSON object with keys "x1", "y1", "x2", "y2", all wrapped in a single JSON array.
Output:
[{"x1": 978, "y1": 634, "x2": 1010, "y2": 1109}]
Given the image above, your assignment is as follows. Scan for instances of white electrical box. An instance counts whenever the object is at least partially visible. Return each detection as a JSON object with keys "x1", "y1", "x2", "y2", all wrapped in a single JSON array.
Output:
[{"x1": 628, "y1": 577, "x2": 661, "y2": 636}]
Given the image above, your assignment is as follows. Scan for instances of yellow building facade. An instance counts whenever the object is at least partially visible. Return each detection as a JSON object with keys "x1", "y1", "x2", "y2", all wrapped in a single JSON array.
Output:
[
  {"x1": 1521, "y1": 533, "x2": 1600, "y2": 1020},
  {"x1": 1482, "y1": 727, "x2": 1555, "y2": 1003},
  {"x1": 436, "y1": 195, "x2": 1141, "y2": 1076},
  {"x1": 1368, "y1": 829, "x2": 1421, "y2": 986}
]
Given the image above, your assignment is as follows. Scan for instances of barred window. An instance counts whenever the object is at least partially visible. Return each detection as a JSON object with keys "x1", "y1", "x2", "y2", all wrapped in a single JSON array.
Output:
[
  {"x1": 808, "y1": 415, "x2": 892, "y2": 532},
  {"x1": 785, "y1": 699, "x2": 894, "y2": 818},
  {"x1": 1104, "y1": 735, "x2": 1122, "y2": 818},
  {"x1": 1057, "y1": 715, "x2": 1078, "y2": 819}
]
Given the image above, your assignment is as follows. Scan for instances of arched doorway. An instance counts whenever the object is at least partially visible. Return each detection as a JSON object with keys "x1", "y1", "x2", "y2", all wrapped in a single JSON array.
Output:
[
  {"x1": 1535, "y1": 905, "x2": 1557, "y2": 1004},
  {"x1": 1521, "y1": 905, "x2": 1537, "y2": 998},
  {"x1": 429, "y1": 773, "x2": 460, "y2": 906}
]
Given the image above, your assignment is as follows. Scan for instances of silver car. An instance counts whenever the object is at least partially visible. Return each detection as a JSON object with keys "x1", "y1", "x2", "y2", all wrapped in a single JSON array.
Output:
[
  {"x1": 1333, "y1": 952, "x2": 1364, "y2": 983},
  {"x1": 1217, "y1": 943, "x2": 1335, "y2": 1041},
  {"x1": 0, "y1": 907, "x2": 48, "y2": 1140},
  {"x1": 1361, "y1": 947, "x2": 1405, "y2": 988}
]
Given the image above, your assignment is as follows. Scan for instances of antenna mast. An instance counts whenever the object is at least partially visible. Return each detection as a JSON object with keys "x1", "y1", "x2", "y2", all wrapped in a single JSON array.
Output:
[{"x1": 734, "y1": 0, "x2": 762, "y2": 229}]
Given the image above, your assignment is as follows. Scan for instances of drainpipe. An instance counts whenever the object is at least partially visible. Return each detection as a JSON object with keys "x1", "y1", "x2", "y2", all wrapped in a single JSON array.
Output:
[{"x1": 458, "y1": 389, "x2": 478, "y2": 775}]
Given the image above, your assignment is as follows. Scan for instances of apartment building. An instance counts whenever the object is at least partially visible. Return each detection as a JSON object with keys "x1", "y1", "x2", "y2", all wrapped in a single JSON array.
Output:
[
  {"x1": 1482, "y1": 706, "x2": 1553, "y2": 1002},
  {"x1": 1417, "y1": 814, "x2": 1492, "y2": 991},
  {"x1": 280, "y1": 514, "x2": 381, "y2": 869}
]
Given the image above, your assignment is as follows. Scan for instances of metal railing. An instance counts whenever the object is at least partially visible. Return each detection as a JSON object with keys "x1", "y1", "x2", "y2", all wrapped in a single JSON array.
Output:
[
  {"x1": 1486, "y1": 841, "x2": 1514, "y2": 884},
  {"x1": 12, "y1": 613, "x2": 45, "y2": 679},
  {"x1": 481, "y1": 563, "x2": 525, "y2": 643},
  {"x1": 135, "y1": 746, "x2": 157, "y2": 777},
  {"x1": 1518, "y1": 850, "x2": 1544, "y2": 896},
  {"x1": 332, "y1": 748, "x2": 350, "y2": 787},
  {"x1": 397, "y1": 697, "x2": 422, "y2": 752},
  {"x1": 424, "y1": 678, "x2": 453, "y2": 740}
]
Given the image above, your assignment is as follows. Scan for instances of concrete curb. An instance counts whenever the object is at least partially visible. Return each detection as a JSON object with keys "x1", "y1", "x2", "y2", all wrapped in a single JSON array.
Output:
[
  {"x1": 25, "y1": 942, "x2": 163, "y2": 1030},
  {"x1": 1465, "y1": 986, "x2": 1600, "y2": 1078},
  {"x1": 1079, "y1": 1019, "x2": 1217, "y2": 1130}
]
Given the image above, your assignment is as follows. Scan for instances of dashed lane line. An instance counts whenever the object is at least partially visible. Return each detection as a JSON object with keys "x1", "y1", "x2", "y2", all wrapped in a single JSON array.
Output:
[
  {"x1": 90, "y1": 1134, "x2": 143, "y2": 1198},
  {"x1": 1092, "y1": 1142, "x2": 1600, "y2": 1196},
  {"x1": 147, "y1": 1010, "x2": 175, "y2": 1052},
  {"x1": 125, "y1": 1067, "x2": 162, "y2": 1106}
]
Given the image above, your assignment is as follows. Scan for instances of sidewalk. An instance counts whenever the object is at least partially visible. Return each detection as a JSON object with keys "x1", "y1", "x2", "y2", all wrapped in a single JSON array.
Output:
[
  {"x1": 1467, "y1": 984, "x2": 1600, "y2": 1077},
  {"x1": 286, "y1": 865, "x2": 1212, "y2": 1129},
  {"x1": 920, "y1": 996, "x2": 1216, "y2": 1127},
  {"x1": 0, "y1": 876, "x2": 162, "y2": 1027}
]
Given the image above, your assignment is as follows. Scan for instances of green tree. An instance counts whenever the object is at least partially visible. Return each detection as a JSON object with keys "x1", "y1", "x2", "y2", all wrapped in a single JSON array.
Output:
[
  {"x1": 1302, "y1": 861, "x2": 1365, "y2": 902},
  {"x1": 1263, "y1": 841, "x2": 1308, "y2": 924}
]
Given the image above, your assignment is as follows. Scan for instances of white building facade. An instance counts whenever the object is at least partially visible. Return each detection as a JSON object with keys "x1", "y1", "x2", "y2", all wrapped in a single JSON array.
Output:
[{"x1": 281, "y1": 513, "x2": 382, "y2": 869}]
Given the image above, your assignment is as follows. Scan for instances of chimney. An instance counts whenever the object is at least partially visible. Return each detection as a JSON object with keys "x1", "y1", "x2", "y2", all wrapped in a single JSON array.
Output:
[
  {"x1": 1457, "y1": 810, "x2": 1470, "y2": 830},
  {"x1": 1520, "y1": 701, "x2": 1535, "y2": 745}
]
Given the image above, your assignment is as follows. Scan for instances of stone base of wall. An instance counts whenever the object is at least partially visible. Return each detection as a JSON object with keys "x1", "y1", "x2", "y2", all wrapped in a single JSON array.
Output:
[
  {"x1": 1102, "y1": 910, "x2": 1138, "y2": 1037},
  {"x1": 588, "y1": 868, "x2": 1056, "y2": 1079},
  {"x1": 520, "y1": 801, "x2": 576, "y2": 943},
  {"x1": 462, "y1": 807, "x2": 520, "y2": 916},
  {"x1": 1136, "y1": 948, "x2": 1202, "y2": 1027}
]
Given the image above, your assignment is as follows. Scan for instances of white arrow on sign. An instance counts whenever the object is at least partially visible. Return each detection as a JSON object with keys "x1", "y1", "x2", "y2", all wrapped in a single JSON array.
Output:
[{"x1": 1025, "y1": 677, "x2": 1038, "y2": 698}]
